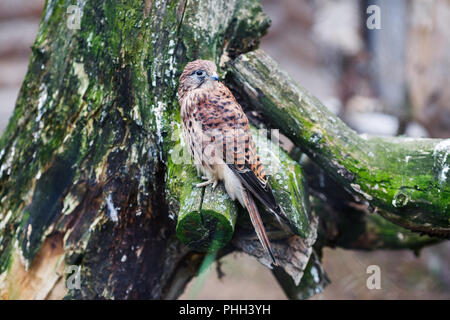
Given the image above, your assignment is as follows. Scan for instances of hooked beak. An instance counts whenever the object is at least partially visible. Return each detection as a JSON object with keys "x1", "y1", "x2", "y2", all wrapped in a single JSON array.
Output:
[{"x1": 209, "y1": 73, "x2": 220, "y2": 81}]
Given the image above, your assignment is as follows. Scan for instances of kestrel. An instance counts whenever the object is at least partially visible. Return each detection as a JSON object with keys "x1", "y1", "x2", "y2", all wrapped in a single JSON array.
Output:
[{"x1": 177, "y1": 60, "x2": 293, "y2": 264}]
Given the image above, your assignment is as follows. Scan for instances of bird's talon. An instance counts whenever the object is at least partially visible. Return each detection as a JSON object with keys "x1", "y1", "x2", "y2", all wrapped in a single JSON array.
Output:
[
  {"x1": 195, "y1": 179, "x2": 216, "y2": 188},
  {"x1": 195, "y1": 178, "x2": 219, "y2": 189}
]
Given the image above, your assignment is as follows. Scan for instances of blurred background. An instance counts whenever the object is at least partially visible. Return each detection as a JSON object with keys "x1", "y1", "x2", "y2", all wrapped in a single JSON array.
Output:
[{"x1": 0, "y1": 0, "x2": 449, "y2": 299}]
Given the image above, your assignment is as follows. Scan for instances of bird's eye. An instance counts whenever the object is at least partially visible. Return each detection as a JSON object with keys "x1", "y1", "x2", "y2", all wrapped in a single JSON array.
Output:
[{"x1": 195, "y1": 70, "x2": 205, "y2": 76}]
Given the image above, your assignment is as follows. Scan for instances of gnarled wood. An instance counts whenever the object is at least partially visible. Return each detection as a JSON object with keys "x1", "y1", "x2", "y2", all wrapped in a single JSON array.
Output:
[
  {"x1": 229, "y1": 50, "x2": 450, "y2": 237},
  {"x1": 0, "y1": 0, "x2": 272, "y2": 300},
  {"x1": 0, "y1": 0, "x2": 444, "y2": 301}
]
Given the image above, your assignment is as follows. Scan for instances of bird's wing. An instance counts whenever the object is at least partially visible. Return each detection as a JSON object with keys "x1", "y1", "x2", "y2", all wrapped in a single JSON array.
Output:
[{"x1": 196, "y1": 84, "x2": 294, "y2": 231}]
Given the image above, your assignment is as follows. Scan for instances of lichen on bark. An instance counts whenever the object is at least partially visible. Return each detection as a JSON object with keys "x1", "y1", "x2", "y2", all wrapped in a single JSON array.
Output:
[
  {"x1": 229, "y1": 50, "x2": 450, "y2": 237},
  {"x1": 0, "y1": 0, "x2": 446, "y2": 300},
  {"x1": 0, "y1": 0, "x2": 272, "y2": 299}
]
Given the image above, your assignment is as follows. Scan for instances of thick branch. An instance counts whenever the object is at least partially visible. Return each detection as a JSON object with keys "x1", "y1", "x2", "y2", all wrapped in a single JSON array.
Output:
[
  {"x1": 228, "y1": 50, "x2": 450, "y2": 237},
  {"x1": 0, "y1": 0, "x2": 322, "y2": 300},
  {"x1": 174, "y1": 126, "x2": 313, "y2": 252},
  {"x1": 302, "y1": 160, "x2": 440, "y2": 251},
  {"x1": 0, "y1": 0, "x2": 272, "y2": 299}
]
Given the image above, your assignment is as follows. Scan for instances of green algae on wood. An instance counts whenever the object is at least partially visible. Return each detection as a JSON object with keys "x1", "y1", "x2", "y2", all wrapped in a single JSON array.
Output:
[
  {"x1": 229, "y1": 50, "x2": 450, "y2": 237},
  {"x1": 174, "y1": 125, "x2": 311, "y2": 252},
  {"x1": 174, "y1": 159, "x2": 239, "y2": 252},
  {"x1": 302, "y1": 161, "x2": 441, "y2": 251},
  {"x1": 249, "y1": 126, "x2": 311, "y2": 238},
  {"x1": 311, "y1": 196, "x2": 440, "y2": 251},
  {"x1": 0, "y1": 0, "x2": 271, "y2": 299},
  {"x1": 176, "y1": 183, "x2": 238, "y2": 252}
]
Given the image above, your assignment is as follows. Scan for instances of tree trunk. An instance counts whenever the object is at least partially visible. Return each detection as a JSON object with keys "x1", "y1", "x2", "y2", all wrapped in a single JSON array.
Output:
[
  {"x1": 0, "y1": 0, "x2": 272, "y2": 299},
  {"x1": 229, "y1": 50, "x2": 450, "y2": 237},
  {"x1": 0, "y1": 0, "x2": 446, "y2": 300}
]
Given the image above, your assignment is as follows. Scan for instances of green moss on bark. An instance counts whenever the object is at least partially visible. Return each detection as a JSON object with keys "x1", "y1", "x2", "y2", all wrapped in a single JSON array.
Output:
[{"x1": 230, "y1": 50, "x2": 450, "y2": 237}]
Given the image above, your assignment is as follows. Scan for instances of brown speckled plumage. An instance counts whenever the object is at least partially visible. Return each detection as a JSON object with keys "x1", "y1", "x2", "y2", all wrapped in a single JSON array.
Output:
[{"x1": 178, "y1": 60, "x2": 293, "y2": 264}]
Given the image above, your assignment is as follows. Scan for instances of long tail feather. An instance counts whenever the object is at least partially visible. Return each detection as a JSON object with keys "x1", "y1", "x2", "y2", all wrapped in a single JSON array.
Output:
[{"x1": 242, "y1": 188, "x2": 277, "y2": 265}]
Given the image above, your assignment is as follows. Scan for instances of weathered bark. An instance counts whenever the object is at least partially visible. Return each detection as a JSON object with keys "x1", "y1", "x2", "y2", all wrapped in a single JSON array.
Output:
[
  {"x1": 175, "y1": 125, "x2": 312, "y2": 252},
  {"x1": 0, "y1": 0, "x2": 273, "y2": 299},
  {"x1": 272, "y1": 250, "x2": 329, "y2": 300},
  {"x1": 0, "y1": 0, "x2": 322, "y2": 300},
  {"x1": 303, "y1": 160, "x2": 440, "y2": 251},
  {"x1": 0, "y1": 0, "x2": 445, "y2": 300},
  {"x1": 229, "y1": 50, "x2": 450, "y2": 237}
]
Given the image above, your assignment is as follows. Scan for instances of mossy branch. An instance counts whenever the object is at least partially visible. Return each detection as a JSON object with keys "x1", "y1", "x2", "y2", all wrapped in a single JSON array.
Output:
[
  {"x1": 0, "y1": 0, "x2": 442, "y2": 300},
  {"x1": 174, "y1": 126, "x2": 313, "y2": 253},
  {"x1": 0, "y1": 0, "x2": 273, "y2": 299},
  {"x1": 302, "y1": 160, "x2": 440, "y2": 251},
  {"x1": 229, "y1": 50, "x2": 450, "y2": 237}
]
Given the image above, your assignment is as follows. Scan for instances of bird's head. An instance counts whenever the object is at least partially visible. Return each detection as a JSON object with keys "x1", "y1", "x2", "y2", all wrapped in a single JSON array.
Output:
[{"x1": 178, "y1": 60, "x2": 220, "y2": 97}]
